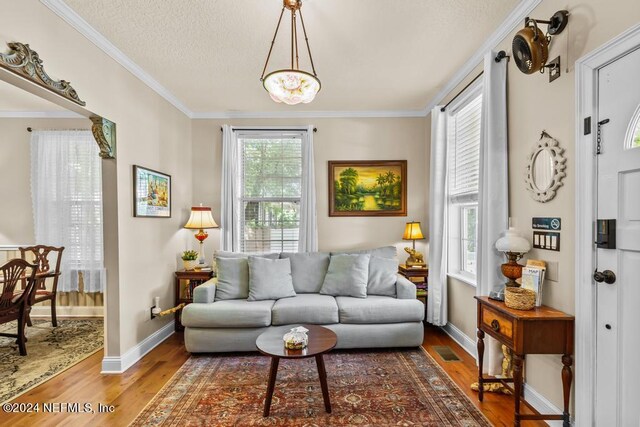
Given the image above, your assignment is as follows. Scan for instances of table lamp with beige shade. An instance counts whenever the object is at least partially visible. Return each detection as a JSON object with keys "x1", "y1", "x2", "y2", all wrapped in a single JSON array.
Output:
[
  {"x1": 402, "y1": 221, "x2": 426, "y2": 267},
  {"x1": 184, "y1": 205, "x2": 219, "y2": 266}
]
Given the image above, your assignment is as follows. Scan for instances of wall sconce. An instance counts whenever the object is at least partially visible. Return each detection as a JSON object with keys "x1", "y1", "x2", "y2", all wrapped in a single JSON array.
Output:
[{"x1": 512, "y1": 10, "x2": 569, "y2": 82}]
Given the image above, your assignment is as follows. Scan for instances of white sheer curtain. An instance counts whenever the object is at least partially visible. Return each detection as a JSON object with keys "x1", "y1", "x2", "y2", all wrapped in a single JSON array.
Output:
[
  {"x1": 477, "y1": 50, "x2": 509, "y2": 374},
  {"x1": 30, "y1": 130, "x2": 105, "y2": 293},
  {"x1": 427, "y1": 108, "x2": 448, "y2": 326},
  {"x1": 298, "y1": 125, "x2": 317, "y2": 252},
  {"x1": 220, "y1": 125, "x2": 239, "y2": 252}
]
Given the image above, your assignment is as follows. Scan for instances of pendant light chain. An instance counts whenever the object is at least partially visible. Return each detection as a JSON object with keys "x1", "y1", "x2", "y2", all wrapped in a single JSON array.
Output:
[
  {"x1": 261, "y1": 6, "x2": 286, "y2": 81},
  {"x1": 294, "y1": 11, "x2": 299, "y2": 70},
  {"x1": 260, "y1": 0, "x2": 321, "y2": 105},
  {"x1": 298, "y1": 10, "x2": 317, "y2": 77}
]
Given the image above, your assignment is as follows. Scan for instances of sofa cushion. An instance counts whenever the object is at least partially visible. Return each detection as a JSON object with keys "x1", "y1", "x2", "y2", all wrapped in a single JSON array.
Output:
[
  {"x1": 248, "y1": 257, "x2": 296, "y2": 301},
  {"x1": 214, "y1": 252, "x2": 280, "y2": 301},
  {"x1": 331, "y1": 246, "x2": 397, "y2": 260},
  {"x1": 271, "y1": 294, "x2": 339, "y2": 325},
  {"x1": 367, "y1": 256, "x2": 398, "y2": 297},
  {"x1": 336, "y1": 296, "x2": 424, "y2": 324},
  {"x1": 181, "y1": 299, "x2": 275, "y2": 328},
  {"x1": 215, "y1": 257, "x2": 250, "y2": 300},
  {"x1": 215, "y1": 251, "x2": 279, "y2": 259},
  {"x1": 280, "y1": 252, "x2": 330, "y2": 293},
  {"x1": 320, "y1": 254, "x2": 370, "y2": 298}
]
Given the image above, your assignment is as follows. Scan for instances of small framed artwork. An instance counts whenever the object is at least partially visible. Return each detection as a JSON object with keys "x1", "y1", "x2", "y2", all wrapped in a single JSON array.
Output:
[
  {"x1": 328, "y1": 160, "x2": 407, "y2": 217},
  {"x1": 133, "y1": 165, "x2": 171, "y2": 218}
]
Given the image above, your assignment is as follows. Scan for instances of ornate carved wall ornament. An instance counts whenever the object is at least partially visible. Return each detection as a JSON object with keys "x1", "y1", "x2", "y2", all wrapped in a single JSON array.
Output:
[
  {"x1": 0, "y1": 42, "x2": 86, "y2": 106},
  {"x1": 91, "y1": 116, "x2": 116, "y2": 159},
  {"x1": 524, "y1": 131, "x2": 567, "y2": 203}
]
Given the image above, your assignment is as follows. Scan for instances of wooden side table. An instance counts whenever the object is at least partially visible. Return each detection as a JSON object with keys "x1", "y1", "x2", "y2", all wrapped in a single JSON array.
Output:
[
  {"x1": 398, "y1": 264, "x2": 428, "y2": 318},
  {"x1": 174, "y1": 269, "x2": 215, "y2": 331},
  {"x1": 475, "y1": 296, "x2": 574, "y2": 427}
]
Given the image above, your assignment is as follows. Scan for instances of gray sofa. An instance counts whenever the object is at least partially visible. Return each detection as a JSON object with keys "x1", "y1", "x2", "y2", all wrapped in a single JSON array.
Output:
[{"x1": 182, "y1": 247, "x2": 425, "y2": 353}]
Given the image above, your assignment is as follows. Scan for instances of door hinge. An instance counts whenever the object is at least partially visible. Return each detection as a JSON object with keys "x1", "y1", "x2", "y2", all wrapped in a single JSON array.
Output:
[{"x1": 596, "y1": 119, "x2": 610, "y2": 155}]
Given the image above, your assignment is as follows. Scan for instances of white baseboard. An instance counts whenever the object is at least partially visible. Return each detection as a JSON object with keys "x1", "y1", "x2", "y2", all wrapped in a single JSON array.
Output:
[
  {"x1": 440, "y1": 323, "x2": 573, "y2": 425},
  {"x1": 30, "y1": 306, "x2": 103, "y2": 317},
  {"x1": 442, "y1": 322, "x2": 477, "y2": 358},
  {"x1": 101, "y1": 321, "x2": 174, "y2": 374},
  {"x1": 523, "y1": 384, "x2": 569, "y2": 426}
]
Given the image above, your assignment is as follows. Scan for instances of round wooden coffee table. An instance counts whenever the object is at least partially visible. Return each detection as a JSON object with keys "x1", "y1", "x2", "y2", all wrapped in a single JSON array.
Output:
[{"x1": 256, "y1": 324, "x2": 337, "y2": 417}]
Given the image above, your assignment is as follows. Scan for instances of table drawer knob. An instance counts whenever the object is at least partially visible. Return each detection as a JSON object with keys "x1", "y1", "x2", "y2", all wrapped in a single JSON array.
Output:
[{"x1": 490, "y1": 319, "x2": 500, "y2": 332}]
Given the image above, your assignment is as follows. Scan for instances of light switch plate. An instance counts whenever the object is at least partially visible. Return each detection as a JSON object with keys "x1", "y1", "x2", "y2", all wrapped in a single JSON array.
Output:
[{"x1": 546, "y1": 261, "x2": 559, "y2": 282}]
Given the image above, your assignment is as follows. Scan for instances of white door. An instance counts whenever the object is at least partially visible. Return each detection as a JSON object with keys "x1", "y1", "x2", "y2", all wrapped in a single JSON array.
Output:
[{"x1": 595, "y1": 46, "x2": 640, "y2": 426}]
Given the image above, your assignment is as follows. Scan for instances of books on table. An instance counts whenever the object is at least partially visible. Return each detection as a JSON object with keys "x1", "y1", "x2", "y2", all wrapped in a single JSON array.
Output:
[{"x1": 520, "y1": 260, "x2": 547, "y2": 306}]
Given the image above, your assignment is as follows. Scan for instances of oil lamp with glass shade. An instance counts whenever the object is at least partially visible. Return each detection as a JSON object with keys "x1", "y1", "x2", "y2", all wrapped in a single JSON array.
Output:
[{"x1": 495, "y1": 227, "x2": 531, "y2": 287}]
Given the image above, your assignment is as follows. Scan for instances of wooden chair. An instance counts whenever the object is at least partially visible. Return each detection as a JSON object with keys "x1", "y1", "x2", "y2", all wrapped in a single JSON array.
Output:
[
  {"x1": 19, "y1": 245, "x2": 64, "y2": 327},
  {"x1": 0, "y1": 259, "x2": 38, "y2": 355}
]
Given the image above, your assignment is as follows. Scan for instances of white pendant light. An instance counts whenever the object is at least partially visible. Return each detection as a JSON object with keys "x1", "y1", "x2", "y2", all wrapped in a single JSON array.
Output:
[{"x1": 260, "y1": 0, "x2": 321, "y2": 105}]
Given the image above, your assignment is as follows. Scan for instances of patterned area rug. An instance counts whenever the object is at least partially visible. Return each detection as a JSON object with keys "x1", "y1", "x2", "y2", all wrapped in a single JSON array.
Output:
[
  {"x1": 131, "y1": 348, "x2": 491, "y2": 426},
  {"x1": 0, "y1": 318, "x2": 103, "y2": 404}
]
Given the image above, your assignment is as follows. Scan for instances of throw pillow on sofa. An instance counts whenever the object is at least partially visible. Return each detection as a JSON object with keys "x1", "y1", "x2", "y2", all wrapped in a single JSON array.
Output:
[
  {"x1": 247, "y1": 257, "x2": 296, "y2": 301},
  {"x1": 320, "y1": 254, "x2": 370, "y2": 298},
  {"x1": 215, "y1": 257, "x2": 251, "y2": 300},
  {"x1": 280, "y1": 252, "x2": 330, "y2": 293},
  {"x1": 367, "y1": 255, "x2": 398, "y2": 297},
  {"x1": 214, "y1": 252, "x2": 279, "y2": 300}
]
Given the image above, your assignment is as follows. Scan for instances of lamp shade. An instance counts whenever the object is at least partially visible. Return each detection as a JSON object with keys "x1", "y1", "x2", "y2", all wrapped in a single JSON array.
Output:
[
  {"x1": 495, "y1": 227, "x2": 531, "y2": 253},
  {"x1": 402, "y1": 222, "x2": 425, "y2": 240},
  {"x1": 263, "y1": 70, "x2": 321, "y2": 105},
  {"x1": 184, "y1": 206, "x2": 218, "y2": 230}
]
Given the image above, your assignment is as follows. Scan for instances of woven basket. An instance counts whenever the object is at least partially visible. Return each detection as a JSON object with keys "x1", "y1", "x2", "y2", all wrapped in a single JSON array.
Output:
[{"x1": 504, "y1": 287, "x2": 536, "y2": 310}]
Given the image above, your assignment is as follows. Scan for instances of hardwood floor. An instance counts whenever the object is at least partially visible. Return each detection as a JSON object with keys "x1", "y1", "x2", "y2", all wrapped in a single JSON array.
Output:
[{"x1": 4, "y1": 325, "x2": 548, "y2": 426}]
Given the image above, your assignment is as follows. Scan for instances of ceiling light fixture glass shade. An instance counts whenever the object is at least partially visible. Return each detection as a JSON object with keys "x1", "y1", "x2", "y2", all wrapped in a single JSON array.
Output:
[
  {"x1": 263, "y1": 69, "x2": 320, "y2": 105},
  {"x1": 260, "y1": 0, "x2": 321, "y2": 105}
]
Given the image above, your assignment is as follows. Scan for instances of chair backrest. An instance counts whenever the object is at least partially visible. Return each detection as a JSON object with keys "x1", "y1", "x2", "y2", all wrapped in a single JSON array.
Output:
[
  {"x1": 0, "y1": 258, "x2": 37, "y2": 311},
  {"x1": 19, "y1": 245, "x2": 64, "y2": 275},
  {"x1": 19, "y1": 245, "x2": 64, "y2": 292}
]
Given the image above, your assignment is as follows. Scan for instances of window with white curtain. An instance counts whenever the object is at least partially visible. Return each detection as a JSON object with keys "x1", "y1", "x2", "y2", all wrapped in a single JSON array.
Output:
[
  {"x1": 237, "y1": 131, "x2": 303, "y2": 253},
  {"x1": 30, "y1": 130, "x2": 105, "y2": 293},
  {"x1": 446, "y1": 84, "x2": 483, "y2": 285}
]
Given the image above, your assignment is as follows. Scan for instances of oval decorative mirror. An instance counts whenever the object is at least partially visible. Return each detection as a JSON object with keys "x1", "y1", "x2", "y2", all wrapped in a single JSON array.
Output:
[{"x1": 524, "y1": 131, "x2": 566, "y2": 202}]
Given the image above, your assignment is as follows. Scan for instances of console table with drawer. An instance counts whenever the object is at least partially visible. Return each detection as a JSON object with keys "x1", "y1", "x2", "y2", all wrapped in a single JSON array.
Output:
[{"x1": 475, "y1": 296, "x2": 574, "y2": 427}]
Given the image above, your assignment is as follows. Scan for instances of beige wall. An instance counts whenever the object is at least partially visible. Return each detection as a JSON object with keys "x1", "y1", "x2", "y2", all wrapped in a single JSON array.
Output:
[
  {"x1": 0, "y1": 117, "x2": 91, "y2": 245},
  {"x1": 191, "y1": 117, "x2": 429, "y2": 259},
  {"x1": 437, "y1": 0, "x2": 640, "y2": 410},
  {"x1": 1, "y1": 0, "x2": 193, "y2": 356}
]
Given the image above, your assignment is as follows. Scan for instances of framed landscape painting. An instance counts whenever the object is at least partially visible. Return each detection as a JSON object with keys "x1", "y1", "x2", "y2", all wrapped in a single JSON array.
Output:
[
  {"x1": 133, "y1": 165, "x2": 171, "y2": 218},
  {"x1": 328, "y1": 160, "x2": 407, "y2": 217}
]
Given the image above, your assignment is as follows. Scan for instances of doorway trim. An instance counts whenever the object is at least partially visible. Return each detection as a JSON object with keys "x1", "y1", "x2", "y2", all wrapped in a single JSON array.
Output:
[{"x1": 575, "y1": 23, "x2": 640, "y2": 427}]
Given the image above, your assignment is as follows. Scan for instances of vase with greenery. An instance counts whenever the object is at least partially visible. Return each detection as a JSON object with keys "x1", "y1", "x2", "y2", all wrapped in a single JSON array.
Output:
[{"x1": 181, "y1": 250, "x2": 199, "y2": 271}]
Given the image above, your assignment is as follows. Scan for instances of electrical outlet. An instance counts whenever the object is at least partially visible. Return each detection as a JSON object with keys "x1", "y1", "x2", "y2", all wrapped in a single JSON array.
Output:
[{"x1": 546, "y1": 261, "x2": 559, "y2": 282}]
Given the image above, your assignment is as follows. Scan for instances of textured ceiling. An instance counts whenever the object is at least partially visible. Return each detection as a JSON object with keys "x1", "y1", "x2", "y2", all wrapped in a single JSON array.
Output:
[{"x1": 63, "y1": 0, "x2": 518, "y2": 113}]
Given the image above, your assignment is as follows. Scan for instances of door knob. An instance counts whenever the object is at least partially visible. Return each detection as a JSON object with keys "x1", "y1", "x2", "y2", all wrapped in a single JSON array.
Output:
[{"x1": 593, "y1": 270, "x2": 616, "y2": 284}]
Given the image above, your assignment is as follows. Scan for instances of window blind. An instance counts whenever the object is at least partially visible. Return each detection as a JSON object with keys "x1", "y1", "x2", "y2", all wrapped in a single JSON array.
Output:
[
  {"x1": 239, "y1": 133, "x2": 303, "y2": 253},
  {"x1": 448, "y1": 94, "x2": 482, "y2": 203}
]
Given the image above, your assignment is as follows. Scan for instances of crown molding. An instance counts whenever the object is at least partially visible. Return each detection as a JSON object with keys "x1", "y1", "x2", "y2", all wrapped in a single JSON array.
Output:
[
  {"x1": 421, "y1": 0, "x2": 543, "y2": 115},
  {"x1": 0, "y1": 110, "x2": 84, "y2": 118},
  {"x1": 39, "y1": 0, "x2": 192, "y2": 117},
  {"x1": 191, "y1": 109, "x2": 427, "y2": 119},
  {"x1": 40, "y1": 0, "x2": 542, "y2": 120}
]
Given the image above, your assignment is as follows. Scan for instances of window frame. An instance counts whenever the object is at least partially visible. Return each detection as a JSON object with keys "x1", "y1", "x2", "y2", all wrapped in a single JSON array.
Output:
[
  {"x1": 235, "y1": 129, "x2": 306, "y2": 254},
  {"x1": 445, "y1": 80, "x2": 483, "y2": 287}
]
